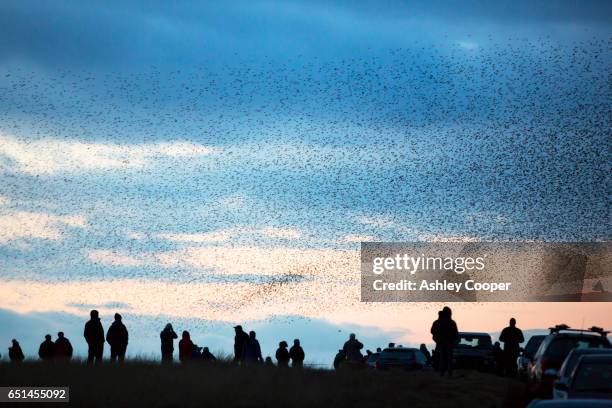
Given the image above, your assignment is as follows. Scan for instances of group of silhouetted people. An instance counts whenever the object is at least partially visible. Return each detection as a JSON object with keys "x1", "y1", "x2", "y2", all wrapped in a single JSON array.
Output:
[
  {"x1": 274, "y1": 339, "x2": 305, "y2": 368},
  {"x1": 232, "y1": 325, "x2": 305, "y2": 367},
  {"x1": 428, "y1": 307, "x2": 525, "y2": 377},
  {"x1": 5, "y1": 307, "x2": 524, "y2": 375},
  {"x1": 83, "y1": 310, "x2": 128, "y2": 364},
  {"x1": 175, "y1": 329, "x2": 216, "y2": 363},
  {"x1": 7, "y1": 332, "x2": 73, "y2": 364}
]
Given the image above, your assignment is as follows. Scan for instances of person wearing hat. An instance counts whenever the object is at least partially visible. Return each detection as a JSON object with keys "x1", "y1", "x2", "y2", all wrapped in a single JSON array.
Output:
[
  {"x1": 38, "y1": 334, "x2": 55, "y2": 361},
  {"x1": 275, "y1": 340, "x2": 290, "y2": 368},
  {"x1": 160, "y1": 323, "x2": 178, "y2": 363},
  {"x1": 106, "y1": 313, "x2": 129, "y2": 363},
  {"x1": 233, "y1": 325, "x2": 249, "y2": 364}
]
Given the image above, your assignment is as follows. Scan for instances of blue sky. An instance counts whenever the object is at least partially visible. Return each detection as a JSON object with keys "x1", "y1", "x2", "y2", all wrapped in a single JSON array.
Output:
[{"x1": 0, "y1": 0, "x2": 611, "y2": 364}]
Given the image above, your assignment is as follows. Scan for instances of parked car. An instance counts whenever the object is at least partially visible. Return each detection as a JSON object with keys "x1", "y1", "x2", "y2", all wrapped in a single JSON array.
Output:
[
  {"x1": 375, "y1": 347, "x2": 427, "y2": 371},
  {"x1": 518, "y1": 335, "x2": 546, "y2": 379},
  {"x1": 365, "y1": 352, "x2": 380, "y2": 368},
  {"x1": 527, "y1": 399, "x2": 612, "y2": 408},
  {"x1": 452, "y1": 332, "x2": 494, "y2": 371},
  {"x1": 528, "y1": 325, "x2": 611, "y2": 397},
  {"x1": 553, "y1": 348, "x2": 612, "y2": 399},
  {"x1": 553, "y1": 355, "x2": 612, "y2": 400}
]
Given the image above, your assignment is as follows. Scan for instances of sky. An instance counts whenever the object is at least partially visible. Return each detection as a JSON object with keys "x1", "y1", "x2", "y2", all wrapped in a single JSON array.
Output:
[{"x1": 0, "y1": 0, "x2": 611, "y2": 365}]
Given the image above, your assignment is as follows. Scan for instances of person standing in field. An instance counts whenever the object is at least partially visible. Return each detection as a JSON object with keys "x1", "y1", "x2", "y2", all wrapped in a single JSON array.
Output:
[
  {"x1": 242, "y1": 331, "x2": 263, "y2": 364},
  {"x1": 333, "y1": 349, "x2": 346, "y2": 369},
  {"x1": 431, "y1": 306, "x2": 458, "y2": 377},
  {"x1": 499, "y1": 318, "x2": 524, "y2": 376},
  {"x1": 343, "y1": 333, "x2": 364, "y2": 366},
  {"x1": 84, "y1": 310, "x2": 105, "y2": 364},
  {"x1": 9, "y1": 339, "x2": 25, "y2": 363},
  {"x1": 160, "y1": 323, "x2": 178, "y2": 363},
  {"x1": 38, "y1": 334, "x2": 55, "y2": 361},
  {"x1": 420, "y1": 344, "x2": 432, "y2": 365},
  {"x1": 106, "y1": 313, "x2": 129, "y2": 363},
  {"x1": 233, "y1": 325, "x2": 249, "y2": 364},
  {"x1": 289, "y1": 339, "x2": 305, "y2": 368},
  {"x1": 54, "y1": 332, "x2": 73, "y2": 361},
  {"x1": 178, "y1": 331, "x2": 195, "y2": 363},
  {"x1": 275, "y1": 341, "x2": 290, "y2": 368}
]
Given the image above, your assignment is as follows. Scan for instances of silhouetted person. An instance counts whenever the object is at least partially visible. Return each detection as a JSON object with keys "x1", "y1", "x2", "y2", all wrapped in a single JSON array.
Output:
[
  {"x1": 55, "y1": 332, "x2": 73, "y2": 361},
  {"x1": 9, "y1": 339, "x2": 24, "y2": 363},
  {"x1": 343, "y1": 333, "x2": 364, "y2": 364},
  {"x1": 84, "y1": 309, "x2": 105, "y2": 364},
  {"x1": 289, "y1": 339, "x2": 305, "y2": 368},
  {"x1": 160, "y1": 323, "x2": 178, "y2": 363},
  {"x1": 243, "y1": 331, "x2": 263, "y2": 364},
  {"x1": 333, "y1": 349, "x2": 346, "y2": 370},
  {"x1": 499, "y1": 318, "x2": 524, "y2": 376},
  {"x1": 376, "y1": 347, "x2": 382, "y2": 352},
  {"x1": 106, "y1": 313, "x2": 128, "y2": 363},
  {"x1": 233, "y1": 325, "x2": 249, "y2": 363},
  {"x1": 493, "y1": 341, "x2": 503, "y2": 375},
  {"x1": 275, "y1": 341, "x2": 290, "y2": 368},
  {"x1": 201, "y1": 347, "x2": 216, "y2": 362},
  {"x1": 431, "y1": 306, "x2": 458, "y2": 376},
  {"x1": 179, "y1": 331, "x2": 194, "y2": 363},
  {"x1": 388, "y1": 342, "x2": 395, "y2": 348},
  {"x1": 264, "y1": 356, "x2": 274, "y2": 366},
  {"x1": 38, "y1": 334, "x2": 55, "y2": 361},
  {"x1": 420, "y1": 344, "x2": 432, "y2": 365}
]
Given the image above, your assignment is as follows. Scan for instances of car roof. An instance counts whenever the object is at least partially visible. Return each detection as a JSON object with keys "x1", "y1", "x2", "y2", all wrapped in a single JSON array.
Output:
[
  {"x1": 458, "y1": 332, "x2": 490, "y2": 337},
  {"x1": 527, "y1": 400, "x2": 612, "y2": 408},
  {"x1": 548, "y1": 332, "x2": 608, "y2": 339},
  {"x1": 577, "y1": 354, "x2": 612, "y2": 363},
  {"x1": 381, "y1": 347, "x2": 418, "y2": 353}
]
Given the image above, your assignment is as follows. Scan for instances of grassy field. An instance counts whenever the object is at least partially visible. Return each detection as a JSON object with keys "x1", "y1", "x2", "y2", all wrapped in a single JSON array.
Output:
[{"x1": 0, "y1": 361, "x2": 528, "y2": 408}]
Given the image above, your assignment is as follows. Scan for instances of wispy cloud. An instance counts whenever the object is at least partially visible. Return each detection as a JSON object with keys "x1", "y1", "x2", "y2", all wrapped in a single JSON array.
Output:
[
  {"x1": 87, "y1": 249, "x2": 147, "y2": 267},
  {"x1": 342, "y1": 234, "x2": 375, "y2": 243},
  {"x1": 154, "y1": 227, "x2": 303, "y2": 244},
  {"x1": 0, "y1": 211, "x2": 87, "y2": 244},
  {"x1": 0, "y1": 134, "x2": 216, "y2": 175},
  {"x1": 355, "y1": 213, "x2": 478, "y2": 242},
  {"x1": 155, "y1": 245, "x2": 356, "y2": 277}
]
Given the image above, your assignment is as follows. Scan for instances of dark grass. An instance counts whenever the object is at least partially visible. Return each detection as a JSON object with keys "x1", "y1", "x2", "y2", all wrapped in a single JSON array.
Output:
[{"x1": 0, "y1": 360, "x2": 528, "y2": 408}]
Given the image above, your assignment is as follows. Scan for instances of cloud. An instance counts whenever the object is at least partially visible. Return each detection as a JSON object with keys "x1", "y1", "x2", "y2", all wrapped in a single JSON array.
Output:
[
  {"x1": 0, "y1": 211, "x2": 87, "y2": 244},
  {"x1": 155, "y1": 245, "x2": 357, "y2": 277},
  {"x1": 154, "y1": 226, "x2": 303, "y2": 244},
  {"x1": 259, "y1": 227, "x2": 302, "y2": 240},
  {"x1": 86, "y1": 249, "x2": 146, "y2": 267},
  {"x1": 0, "y1": 134, "x2": 216, "y2": 175},
  {"x1": 155, "y1": 230, "x2": 234, "y2": 243},
  {"x1": 355, "y1": 213, "x2": 478, "y2": 242},
  {"x1": 342, "y1": 234, "x2": 375, "y2": 243}
]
